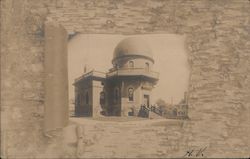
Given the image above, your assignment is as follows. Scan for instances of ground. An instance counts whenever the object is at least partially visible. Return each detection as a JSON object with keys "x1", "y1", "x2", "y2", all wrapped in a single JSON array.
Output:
[{"x1": 62, "y1": 117, "x2": 189, "y2": 158}]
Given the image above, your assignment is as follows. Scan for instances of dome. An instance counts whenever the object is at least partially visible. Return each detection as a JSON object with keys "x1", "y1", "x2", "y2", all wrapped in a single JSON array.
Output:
[{"x1": 113, "y1": 37, "x2": 154, "y2": 63}]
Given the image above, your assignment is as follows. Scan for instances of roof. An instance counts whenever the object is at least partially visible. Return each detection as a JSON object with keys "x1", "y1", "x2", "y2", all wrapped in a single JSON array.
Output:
[
  {"x1": 73, "y1": 70, "x2": 106, "y2": 85},
  {"x1": 113, "y1": 37, "x2": 154, "y2": 63}
]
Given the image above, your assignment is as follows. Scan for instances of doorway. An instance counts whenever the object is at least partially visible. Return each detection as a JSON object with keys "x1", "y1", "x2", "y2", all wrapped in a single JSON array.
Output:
[{"x1": 143, "y1": 95, "x2": 150, "y2": 108}]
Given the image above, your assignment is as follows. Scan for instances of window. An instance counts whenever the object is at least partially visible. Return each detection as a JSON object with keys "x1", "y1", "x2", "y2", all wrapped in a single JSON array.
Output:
[
  {"x1": 114, "y1": 88, "x2": 119, "y2": 104},
  {"x1": 145, "y1": 62, "x2": 149, "y2": 70},
  {"x1": 128, "y1": 87, "x2": 134, "y2": 101},
  {"x1": 129, "y1": 61, "x2": 134, "y2": 68},
  {"x1": 76, "y1": 94, "x2": 80, "y2": 106},
  {"x1": 85, "y1": 92, "x2": 89, "y2": 104},
  {"x1": 100, "y1": 91, "x2": 105, "y2": 105},
  {"x1": 80, "y1": 93, "x2": 84, "y2": 104}
]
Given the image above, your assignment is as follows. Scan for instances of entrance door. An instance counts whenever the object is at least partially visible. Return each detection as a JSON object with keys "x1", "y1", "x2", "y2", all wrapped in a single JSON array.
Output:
[{"x1": 143, "y1": 95, "x2": 150, "y2": 108}]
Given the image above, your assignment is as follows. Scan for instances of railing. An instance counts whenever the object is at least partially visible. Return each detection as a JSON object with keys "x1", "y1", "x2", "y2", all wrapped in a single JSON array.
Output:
[
  {"x1": 142, "y1": 105, "x2": 151, "y2": 112},
  {"x1": 138, "y1": 105, "x2": 150, "y2": 118},
  {"x1": 151, "y1": 105, "x2": 163, "y2": 116},
  {"x1": 106, "y1": 68, "x2": 159, "y2": 79},
  {"x1": 75, "y1": 70, "x2": 106, "y2": 83},
  {"x1": 139, "y1": 104, "x2": 188, "y2": 119}
]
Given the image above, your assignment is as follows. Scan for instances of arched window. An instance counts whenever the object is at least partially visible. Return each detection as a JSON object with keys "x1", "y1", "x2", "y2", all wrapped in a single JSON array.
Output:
[
  {"x1": 145, "y1": 62, "x2": 149, "y2": 70},
  {"x1": 129, "y1": 61, "x2": 134, "y2": 68},
  {"x1": 114, "y1": 88, "x2": 119, "y2": 104},
  {"x1": 100, "y1": 91, "x2": 105, "y2": 105},
  {"x1": 128, "y1": 87, "x2": 134, "y2": 101},
  {"x1": 85, "y1": 92, "x2": 89, "y2": 104}
]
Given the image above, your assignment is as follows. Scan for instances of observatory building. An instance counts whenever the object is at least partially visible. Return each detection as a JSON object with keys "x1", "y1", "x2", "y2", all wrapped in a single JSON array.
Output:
[{"x1": 74, "y1": 37, "x2": 159, "y2": 117}]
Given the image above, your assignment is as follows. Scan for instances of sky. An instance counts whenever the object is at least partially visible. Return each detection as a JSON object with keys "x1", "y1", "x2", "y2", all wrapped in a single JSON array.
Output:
[{"x1": 68, "y1": 34, "x2": 189, "y2": 104}]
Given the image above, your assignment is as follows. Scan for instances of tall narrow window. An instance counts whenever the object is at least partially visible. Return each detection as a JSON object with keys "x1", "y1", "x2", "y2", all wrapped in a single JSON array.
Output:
[
  {"x1": 100, "y1": 91, "x2": 105, "y2": 105},
  {"x1": 114, "y1": 88, "x2": 119, "y2": 104},
  {"x1": 128, "y1": 87, "x2": 134, "y2": 101},
  {"x1": 85, "y1": 92, "x2": 89, "y2": 104},
  {"x1": 76, "y1": 94, "x2": 80, "y2": 106},
  {"x1": 129, "y1": 61, "x2": 134, "y2": 68},
  {"x1": 145, "y1": 62, "x2": 149, "y2": 70},
  {"x1": 80, "y1": 93, "x2": 83, "y2": 105}
]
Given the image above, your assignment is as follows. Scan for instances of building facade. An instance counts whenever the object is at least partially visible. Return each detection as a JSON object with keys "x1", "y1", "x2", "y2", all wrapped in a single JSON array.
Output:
[{"x1": 74, "y1": 37, "x2": 159, "y2": 117}]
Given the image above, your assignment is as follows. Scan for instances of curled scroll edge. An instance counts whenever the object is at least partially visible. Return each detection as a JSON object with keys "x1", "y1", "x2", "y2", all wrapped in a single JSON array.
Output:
[{"x1": 44, "y1": 20, "x2": 69, "y2": 136}]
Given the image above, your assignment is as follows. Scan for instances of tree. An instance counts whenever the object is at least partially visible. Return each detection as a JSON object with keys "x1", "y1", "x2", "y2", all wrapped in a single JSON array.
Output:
[{"x1": 156, "y1": 98, "x2": 167, "y2": 111}]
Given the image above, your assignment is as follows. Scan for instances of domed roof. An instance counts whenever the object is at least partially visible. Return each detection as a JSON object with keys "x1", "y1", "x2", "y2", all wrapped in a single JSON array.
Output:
[{"x1": 113, "y1": 37, "x2": 154, "y2": 63}]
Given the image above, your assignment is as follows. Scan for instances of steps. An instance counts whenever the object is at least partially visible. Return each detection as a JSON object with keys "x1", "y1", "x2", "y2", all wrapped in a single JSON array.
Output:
[
  {"x1": 148, "y1": 111, "x2": 165, "y2": 119},
  {"x1": 139, "y1": 105, "x2": 165, "y2": 119}
]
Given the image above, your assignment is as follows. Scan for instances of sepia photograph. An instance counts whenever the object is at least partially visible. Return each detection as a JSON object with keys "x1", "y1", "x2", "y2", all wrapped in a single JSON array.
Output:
[{"x1": 68, "y1": 34, "x2": 189, "y2": 119}]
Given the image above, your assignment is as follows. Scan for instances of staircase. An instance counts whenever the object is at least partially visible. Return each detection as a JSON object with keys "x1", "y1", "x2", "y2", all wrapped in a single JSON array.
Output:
[
  {"x1": 138, "y1": 105, "x2": 150, "y2": 118},
  {"x1": 139, "y1": 104, "x2": 189, "y2": 120},
  {"x1": 149, "y1": 105, "x2": 165, "y2": 119},
  {"x1": 139, "y1": 105, "x2": 165, "y2": 119}
]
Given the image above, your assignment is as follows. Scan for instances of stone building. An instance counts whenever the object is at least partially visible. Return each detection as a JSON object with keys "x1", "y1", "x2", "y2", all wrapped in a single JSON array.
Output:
[{"x1": 74, "y1": 37, "x2": 159, "y2": 117}]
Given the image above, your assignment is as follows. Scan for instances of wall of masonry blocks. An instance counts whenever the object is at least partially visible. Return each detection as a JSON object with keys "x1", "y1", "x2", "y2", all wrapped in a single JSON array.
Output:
[{"x1": 1, "y1": 0, "x2": 250, "y2": 158}]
